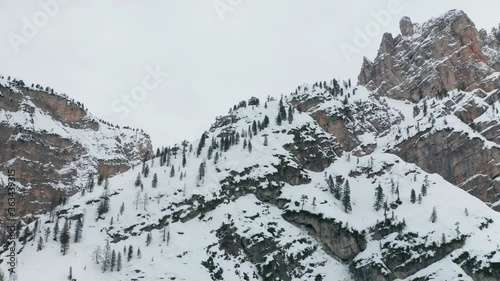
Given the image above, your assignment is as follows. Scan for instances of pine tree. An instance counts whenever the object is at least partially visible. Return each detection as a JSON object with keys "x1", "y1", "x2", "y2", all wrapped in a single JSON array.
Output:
[
  {"x1": 248, "y1": 141, "x2": 253, "y2": 153},
  {"x1": 263, "y1": 115, "x2": 270, "y2": 128},
  {"x1": 252, "y1": 120, "x2": 257, "y2": 135},
  {"x1": 120, "y1": 202, "x2": 125, "y2": 215},
  {"x1": 288, "y1": 105, "x2": 294, "y2": 123},
  {"x1": 374, "y1": 184, "x2": 384, "y2": 211},
  {"x1": 102, "y1": 240, "x2": 111, "y2": 272},
  {"x1": 197, "y1": 161, "x2": 206, "y2": 186},
  {"x1": 410, "y1": 189, "x2": 417, "y2": 204},
  {"x1": 37, "y1": 236, "x2": 44, "y2": 251},
  {"x1": 143, "y1": 164, "x2": 150, "y2": 177},
  {"x1": 214, "y1": 152, "x2": 219, "y2": 164},
  {"x1": 60, "y1": 219, "x2": 70, "y2": 255},
  {"x1": 117, "y1": 252, "x2": 122, "y2": 271},
  {"x1": 342, "y1": 180, "x2": 352, "y2": 213},
  {"x1": 421, "y1": 183, "x2": 427, "y2": 197},
  {"x1": 430, "y1": 207, "x2": 438, "y2": 223},
  {"x1": 264, "y1": 135, "x2": 268, "y2": 146},
  {"x1": 152, "y1": 173, "x2": 158, "y2": 188},
  {"x1": 53, "y1": 219, "x2": 59, "y2": 241},
  {"x1": 170, "y1": 165, "x2": 175, "y2": 178},
  {"x1": 300, "y1": 195, "x2": 308, "y2": 210},
  {"x1": 44, "y1": 227, "x2": 50, "y2": 242},
  {"x1": 197, "y1": 132, "x2": 208, "y2": 157},
  {"x1": 74, "y1": 218, "x2": 83, "y2": 243},
  {"x1": 68, "y1": 266, "x2": 72, "y2": 281},
  {"x1": 465, "y1": 207, "x2": 469, "y2": 216},
  {"x1": 135, "y1": 173, "x2": 142, "y2": 187},
  {"x1": 137, "y1": 247, "x2": 142, "y2": 259},
  {"x1": 127, "y1": 245, "x2": 133, "y2": 261},
  {"x1": 146, "y1": 233, "x2": 152, "y2": 246},
  {"x1": 276, "y1": 114, "x2": 282, "y2": 126},
  {"x1": 111, "y1": 250, "x2": 116, "y2": 271}
]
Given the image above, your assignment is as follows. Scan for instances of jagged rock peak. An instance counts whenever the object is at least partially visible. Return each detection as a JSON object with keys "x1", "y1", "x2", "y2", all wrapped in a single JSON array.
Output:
[
  {"x1": 358, "y1": 9, "x2": 500, "y2": 102},
  {"x1": 399, "y1": 16, "x2": 414, "y2": 36}
]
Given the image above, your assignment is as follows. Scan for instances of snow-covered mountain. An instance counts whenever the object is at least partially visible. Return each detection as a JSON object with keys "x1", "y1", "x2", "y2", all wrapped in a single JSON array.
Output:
[
  {"x1": 0, "y1": 77, "x2": 152, "y2": 241},
  {"x1": 1, "y1": 9, "x2": 500, "y2": 281}
]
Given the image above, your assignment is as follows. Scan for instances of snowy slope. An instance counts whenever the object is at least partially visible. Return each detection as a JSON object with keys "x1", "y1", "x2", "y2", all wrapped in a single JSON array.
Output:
[{"x1": 2, "y1": 82, "x2": 500, "y2": 281}]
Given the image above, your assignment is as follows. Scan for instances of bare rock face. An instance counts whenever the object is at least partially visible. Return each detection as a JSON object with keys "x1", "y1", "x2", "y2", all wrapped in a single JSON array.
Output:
[
  {"x1": 393, "y1": 130, "x2": 500, "y2": 210},
  {"x1": 359, "y1": 10, "x2": 500, "y2": 102},
  {"x1": 0, "y1": 80, "x2": 152, "y2": 227}
]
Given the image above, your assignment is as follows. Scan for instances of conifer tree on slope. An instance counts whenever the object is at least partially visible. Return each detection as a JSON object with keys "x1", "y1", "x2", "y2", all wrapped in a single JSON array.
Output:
[
  {"x1": 60, "y1": 219, "x2": 70, "y2": 255},
  {"x1": 342, "y1": 180, "x2": 352, "y2": 213},
  {"x1": 373, "y1": 184, "x2": 384, "y2": 211}
]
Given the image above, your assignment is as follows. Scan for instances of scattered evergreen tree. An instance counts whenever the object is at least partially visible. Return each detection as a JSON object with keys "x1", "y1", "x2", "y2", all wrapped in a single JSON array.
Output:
[
  {"x1": 44, "y1": 227, "x2": 50, "y2": 242},
  {"x1": 374, "y1": 184, "x2": 384, "y2": 211},
  {"x1": 430, "y1": 206, "x2": 438, "y2": 223},
  {"x1": 74, "y1": 218, "x2": 83, "y2": 243},
  {"x1": 410, "y1": 189, "x2": 417, "y2": 204},
  {"x1": 117, "y1": 252, "x2": 122, "y2": 271},
  {"x1": 152, "y1": 173, "x2": 158, "y2": 188},
  {"x1": 68, "y1": 266, "x2": 73, "y2": 281},
  {"x1": 418, "y1": 193, "x2": 423, "y2": 204},
  {"x1": 143, "y1": 164, "x2": 150, "y2": 178},
  {"x1": 102, "y1": 240, "x2": 111, "y2": 272},
  {"x1": 465, "y1": 207, "x2": 469, "y2": 216},
  {"x1": 342, "y1": 181, "x2": 352, "y2": 213},
  {"x1": 170, "y1": 165, "x2": 175, "y2": 178},
  {"x1": 264, "y1": 135, "x2": 268, "y2": 146},
  {"x1": 214, "y1": 152, "x2": 219, "y2": 164},
  {"x1": 197, "y1": 132, "x2": 208, "y2": 157},
  {"x1": 111, "y1": 250, "x2": 116, "y2": 271},
  {"x1": 135, "y1": 173, "x2": 142, "y2": 187},
  {"x1": 197, "y1": 161, "x2": 206, "y2": 186},
  {"x1": 120, "y1": 202, "x2": 125, "y2": 215},
  {"x1": 248, "y1": 141, "x2": 253, "y2": 153},
  {"x1": 252, "y1": 120, "x2": 258, "y2": 135},
  {"x1": 60, "y1": 219, "x2": 70, "y2": 255},
  {"x1": 127, "y1": 245, "x2": 133, "y2": 262},
  {"x1": 276, "y1": 114, "x2": 282, "y2": 126},
  {"x1": 300, "y1": 195, "x2": 308, "y2": 210},
  {"x1": 421, "y1": 184, "x2": 427, "y2": 197},
  {"x1": 146, "y1": 233, "x2": 152, "y2": 246},
  {"x1": 263, "y1": 115, "x2": 270, "y2": 128},
  {"x1": 137, "y1": 247, "x2": 142, "y2": 259},
  {"x1": 37, "y1": 236, "x2": 44, "y2": 251},
  {"x1": 53, "y1": 219, "x2": 59, "y2": 241},
  {"x1": 288, "y1": 105, "x2": 294, "y2": 123},
  {"x1": 207, "y1": 145, "x2": 213, "y2": 159}
]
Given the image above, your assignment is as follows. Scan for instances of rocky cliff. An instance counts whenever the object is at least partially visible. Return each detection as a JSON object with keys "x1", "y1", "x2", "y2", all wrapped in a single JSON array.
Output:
[
  {"x1": 0, "y1": 77, "x2": 152, "y2": 234},
  {"x1": 359, "y1": 10, "x2": 500, "y2": 211}
]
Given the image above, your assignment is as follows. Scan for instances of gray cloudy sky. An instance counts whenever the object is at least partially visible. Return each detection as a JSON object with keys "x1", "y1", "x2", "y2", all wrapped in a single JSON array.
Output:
[{"x1": 0, "y1": 0, "x2": 499, "y2": 148}]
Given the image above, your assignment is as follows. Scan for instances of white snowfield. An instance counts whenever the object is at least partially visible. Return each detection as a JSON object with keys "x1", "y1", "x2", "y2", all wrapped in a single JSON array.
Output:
[{"x1": 1, "y1": 81, "x2": 500, "y2": 281}]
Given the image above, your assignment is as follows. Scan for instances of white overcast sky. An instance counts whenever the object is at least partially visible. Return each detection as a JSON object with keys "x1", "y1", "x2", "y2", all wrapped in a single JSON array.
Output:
[{"x1": 0, "y1": 0, "x2": 499, "y2": 148}]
